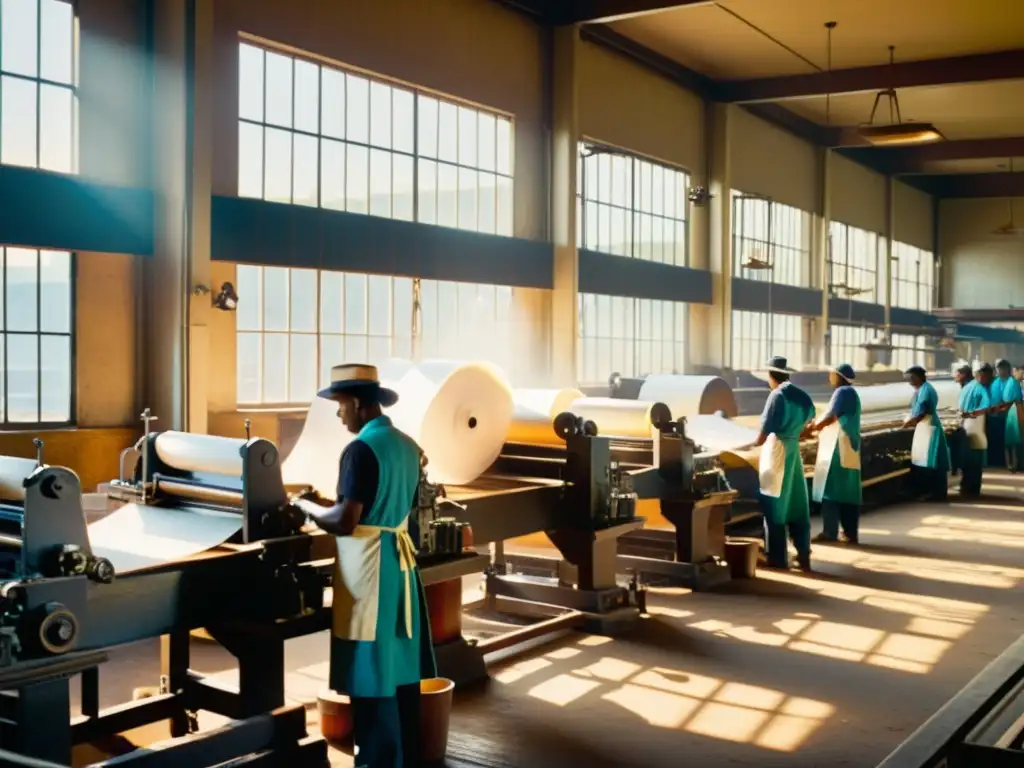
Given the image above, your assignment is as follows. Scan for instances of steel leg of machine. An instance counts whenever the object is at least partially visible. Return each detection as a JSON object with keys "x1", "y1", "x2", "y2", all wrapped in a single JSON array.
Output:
[
  {"x1": 205, "y1": 628, "x2": 286, "y2": 718},
  {"x1": 161, "y1": 629, "x2": 193, "y2": 737},
  {"x1": 11, "y1": 677, "x2": 71, "y2": 764}
]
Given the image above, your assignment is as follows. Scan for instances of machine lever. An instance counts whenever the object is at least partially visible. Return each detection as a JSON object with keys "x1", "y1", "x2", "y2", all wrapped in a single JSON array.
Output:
[{"x1": 33, "y1": 438, "x2": 43, "y2": 467}]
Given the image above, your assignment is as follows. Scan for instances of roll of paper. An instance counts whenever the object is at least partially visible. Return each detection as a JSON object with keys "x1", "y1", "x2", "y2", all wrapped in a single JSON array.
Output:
[
  {"x1": 688, "y1": 414, "x2": 760, "y2": 453},
  {"x1": 507, "y1": 388, "x2": 584, "y2": 445},
  {"x1": 0, "y1": 457, "x2": 39, "y2": 502},
  {"x1": 387, "y1": 361, "x2": 514, "y2": 485},
  {"x1": 154, "y1": 432, "x2": 247, "y2": 478},
  {"x1": 88, "y1": 503, "x2": 243, "y2": 573},
  {"x1": 567, "y1": 397, "x2": 665, "y2": 439},
  {"x1": 282, "y1": 395, "x2": 352, "y2": 497},
  {"x1": 637, "y1": 375, "x2": 738, "y2": 418},
  {"x1": 842, "y1": 380, "x2": 961, "y2": 416}
]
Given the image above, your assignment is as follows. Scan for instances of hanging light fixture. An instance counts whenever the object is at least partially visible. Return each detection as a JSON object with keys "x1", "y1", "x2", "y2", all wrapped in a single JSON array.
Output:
[
  {"x1": 857, "y1": 46, "x2": 944, "y2": 146},
  {"x1": 992, "y1": 159, "x2": 1024, "y2": 235}
]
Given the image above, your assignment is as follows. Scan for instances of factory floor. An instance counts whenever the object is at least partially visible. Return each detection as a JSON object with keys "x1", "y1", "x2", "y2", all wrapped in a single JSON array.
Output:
[{"x1": 73, "y1": 469, "x2": 1024, "y2": 767}]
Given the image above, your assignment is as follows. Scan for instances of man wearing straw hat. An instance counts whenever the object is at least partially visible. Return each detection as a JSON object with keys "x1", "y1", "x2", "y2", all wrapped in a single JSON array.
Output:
[
  {"x1": 752, "y1": 356, "x2": 816, "y2": 570},
  {"x1": 806, "y1": 363, "x2": 862, "y2": 545},
  {"x1": 293, "y1": 363, "x2": 436, "y2": 767},
  {"x1": 955, "y1": 361, "x2": 990, "y2": 497},
  {"x1": 901, "y1": 365, "x2": 950, "y2": 501}
]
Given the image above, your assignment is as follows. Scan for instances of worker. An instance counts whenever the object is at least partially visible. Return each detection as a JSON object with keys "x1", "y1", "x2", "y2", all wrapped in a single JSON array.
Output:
[
  {"x1": 753, "y1": 356, "x2": 815, "y2": 570},
  {"x1": 956, "y1": 362, "x2": 990, "y2": 497},
  {"x1": 901, "y1": 365, "x2": 950, "y2": 501},
  {"x1": 986, "y1": 360, "x2": 1008, "y2": 467},
  {"x1": 807, "y1": 362, "x2": 861, "y2": 545},
  {"x1": 295, "y1": 363, "x2": 436, "y2": 768},
  {"x1": 998, "y1": 359, "x2": 1024, "y2": 472}
]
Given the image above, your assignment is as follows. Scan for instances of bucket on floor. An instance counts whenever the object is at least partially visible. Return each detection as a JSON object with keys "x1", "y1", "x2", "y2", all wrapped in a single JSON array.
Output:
[
  {"x1": 317, "y1": 689, "x2": 353, "y2": 743},
  {"x1": 724, "y1": 537, "x2": 760, "y2": 579},
  {"x1": 420, "y1": 677, "x2": 455, "y2": 762}
]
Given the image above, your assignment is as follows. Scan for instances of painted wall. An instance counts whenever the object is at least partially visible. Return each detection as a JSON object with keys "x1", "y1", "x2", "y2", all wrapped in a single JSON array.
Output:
[
  {"x1": 730, "y1": 107, "x2": 818, "y2": 214},
  {"x1": 831, "y1": 152, "x2": 886, "y2": 235},
  {"x1": 940, "y1": 197, "x2": 1024, "y2": 309},
  {"x1": 577, "y1": 41, "x2": 705, "y2": 174},
  {"x1": 894, "y1": 181, "x2": 934, "y2": 252}
]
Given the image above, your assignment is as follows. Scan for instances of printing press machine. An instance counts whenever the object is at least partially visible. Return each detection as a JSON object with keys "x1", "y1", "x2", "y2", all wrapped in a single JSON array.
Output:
[{"x1": 0, "y1": 412, "x2": 487, "y2": 766}]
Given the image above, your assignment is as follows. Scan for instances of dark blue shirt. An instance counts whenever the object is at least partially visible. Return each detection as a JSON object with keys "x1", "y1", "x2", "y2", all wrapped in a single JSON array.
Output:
[{"x1": 338, "y1": 440, "x2": 380, "y2": 508}]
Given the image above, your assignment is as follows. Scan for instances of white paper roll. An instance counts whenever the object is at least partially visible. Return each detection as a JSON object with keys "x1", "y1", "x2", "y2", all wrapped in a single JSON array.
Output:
[
  {"x1": 154, "y1": 432, "x2": 247, "y2": 477},
  {"x1": 850, "y1": 379, "x2": 961, "y2": 416},
  {"x1": 88, "y1": 503, "x2": 243, "y2": 573},
  {"x1": 508, "y1": 388, "x2": 585, "y2": 445},
  {"x1": 281, "y1": 395, "x2": 353, "y2": 497},
  {"x1": 688, "y1": 414, "x2": 760, "y2": 452},
  {"x1": 0, "y1": 457, "x2": 39, "y2": 502},
  {"x1": 568, "y1": 397, "x2": 663, "y2": 439},
  {"x1": 637, "y1": 375, "x2": 738, "y2": 418},
  {"x1": 387, "y1": 361, "x2": 514, "y2": 485}
]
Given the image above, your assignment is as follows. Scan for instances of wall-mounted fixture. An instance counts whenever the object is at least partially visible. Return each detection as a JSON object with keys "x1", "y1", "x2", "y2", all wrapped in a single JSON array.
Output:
[
  {"x1": 687, "y1": 186, "x2": 712, "y2": 206},
  {"x1": 193, "y1": 282, "x2": 239, "y2": 311}
]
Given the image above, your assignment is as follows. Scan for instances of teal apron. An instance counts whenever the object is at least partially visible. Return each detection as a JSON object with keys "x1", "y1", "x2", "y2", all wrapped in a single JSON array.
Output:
[
  {"x1": 812, "y1": 385, "x2": 862, "y2": 506},
  {"x1": 759, "y1": 382, "x2": 816, "y2": 526},
  {"x1": 958, "y1": 379, "x2": 989, "y2": 495},
  {"x1": 1003, "y1": 377, "x2": 1023, "y2": 447},
  {"x1": 910, "y1": 381, "x2": 949, "y2": 471},
  {"x1": 330, "y1": 416, "x2": 437, "y2": 699}
]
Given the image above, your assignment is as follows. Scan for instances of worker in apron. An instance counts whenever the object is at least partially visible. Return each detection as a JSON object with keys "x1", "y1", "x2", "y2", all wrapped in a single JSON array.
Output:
[
  {"x1": 753, "y1": 356, "x2": 816, "y2": 570},
  {"x1": 808, "y1": 363, "x2": 861, "y2": 545},
  {"x1": 901, "y1": 366, "x2": 950, "y2": 501},
  {"x1": 985, "y1": 360, "x2": 1007, "y2": 467},
  {"x1": 295, "y1": 363, "x2": 436, "y2": 768},
  {"x1": 956, "y1": 361, "x2": 990, "y2": 497},
  {"x1": 997, "y1": 359, "x2": 1023, "y2": 472}
]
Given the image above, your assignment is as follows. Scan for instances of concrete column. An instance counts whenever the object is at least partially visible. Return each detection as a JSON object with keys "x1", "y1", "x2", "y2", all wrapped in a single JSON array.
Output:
[
  {"x1": 549, "y1": 26, "x2": 580, "y2": 385},
  {"x1": 884, "y1": 175, "x2": 894, "y2": 331},
  {"x1": 146, "y1": 0, "x2": 213, "y2": 431},
  {"x1": 814, "y1": 147, "x2": 832, "y2": 367},
  {"x1": 689, "y1": 102, "x2": 732, "y2": 371}
]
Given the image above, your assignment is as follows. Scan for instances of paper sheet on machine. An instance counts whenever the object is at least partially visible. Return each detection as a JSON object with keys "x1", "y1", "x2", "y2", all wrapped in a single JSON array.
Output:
[
  {"x1": 687, "y1": 414, "x2": 760, "y2": 453},
  {"x1": 87, "y1": 503, "x2": 244, "y2": 574}
]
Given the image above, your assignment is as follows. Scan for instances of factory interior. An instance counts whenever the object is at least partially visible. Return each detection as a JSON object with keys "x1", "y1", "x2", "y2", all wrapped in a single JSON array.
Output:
[{"x1": 3, "y1": 0, "x2": 1024, "y2": 765}]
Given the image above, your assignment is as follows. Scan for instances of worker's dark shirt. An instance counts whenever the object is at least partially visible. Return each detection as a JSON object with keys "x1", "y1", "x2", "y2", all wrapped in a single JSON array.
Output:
[{"x1": 337, "y1": 440, "x2": 380, "y2": 510}]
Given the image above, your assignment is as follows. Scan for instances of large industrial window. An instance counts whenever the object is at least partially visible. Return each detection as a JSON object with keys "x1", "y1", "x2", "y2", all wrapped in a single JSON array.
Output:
[
  {"x1": 732, "y1": 192, "x2": 812, "y2": 288},
  {"x1": 235, "y1": 265, "x2": 516, "y2": 405},
  {"x1": 576, "y1": 144, "x2": 689, "y2": 265},
  {"x1": 576, "y1": 294, "x2": 686, "y2": 384},
  {"x1": 892, "y1": 242, "x2": 935, "y2": 312},
  {"x1": 829, "y1": 222, "x2": 880, "y2": 301},
  {"x1": 892, "y1": 332, "x2": 932, "y2": 372},
  {"x1": 236, "y1": 40, "x2": 518, "y2": 405},
  {"x1": 0, "y1": 247, "x2": 74, "y2": 425},
  {"x1": 0, "y1": 0, "x2": 76, "y2": 172},
  {"x1": 237, "y1": 41, "x2": 513, "y2": 234},
  {"x1": 731, "y1": 310, "x2": 803, "y2": 371},
  {"x1": 829, "y1": 324, "x2": 877, "y2": 372}
]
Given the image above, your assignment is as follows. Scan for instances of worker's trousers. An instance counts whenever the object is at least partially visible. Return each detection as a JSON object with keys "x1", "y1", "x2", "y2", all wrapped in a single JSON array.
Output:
[
  {"x1": 959, "y1": 448, "x2": 985, "y2": 497},
  {"x1": 821, "y1": 501, "x2": 859, "y2": 542},
  {"x1": 352, "y1": 682, "x2": 421, "y2": 768},
  {"x1": 762, "y1": 516, "x2": 811, "y2": 569}
]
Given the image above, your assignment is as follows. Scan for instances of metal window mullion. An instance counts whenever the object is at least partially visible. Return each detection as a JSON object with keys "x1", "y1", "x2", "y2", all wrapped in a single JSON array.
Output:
[
  {"x1": 1, "y1": 247, "x2": 5, "y2": 424},
  {"x1": 288, "y1": 58, "x2": 295, "y2": 205},
  {"x1": 34, "y1": 249, "x2": 41, "y2": 422},
  {"x1": 412, "y1": 90, "x2": 419, "y2": 223}
]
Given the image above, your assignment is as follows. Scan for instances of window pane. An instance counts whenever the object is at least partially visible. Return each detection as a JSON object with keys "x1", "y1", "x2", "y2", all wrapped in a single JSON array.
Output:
[
  {"x1": 417, "y1": 159, "x2": 437, "y2": 225},
  {"x1": 293, "y1": 59, "x2": 319, "y2": 133},
  {"x1": 263, "y1": 127, "x2": 292, "y2": 202},
  {"x1": 437, "y1": 162, "x2": 457, "y2": 228},
  {"x1": 320, "y1": 271, "x2": 343, "y2": 334},
  {"x1": 320, "y1": 68, "x2": 345, "y2": 139},
  {"x1": 238, "y1": 122, "x2": 264, "y2": 198},
  {"x1": 393, "y1": 154, "x2": 414, "y2": 221},
  {"x1": 2, "y1": 0, "x2": 38, "y2": 77},
  {"x1": 417, "y1": 96, "x2": 438, "y2": 158},
  {"x1": 236, "y1": 332, "x2": 261, "y2": 403},
  {"x1": 369, "y1": 148, "x2": 392, "y2": 218},
  {"x1": 289, "y1": 269, "x2": 317, "y2": 332},
  {"x1": 39, "y1": 84, "x2": 73, "y2": 173},
  {"x1": 367, "y1": 275, "x2": 390, "y2": 336},
  {"x1": 289, "y1": 333, "x2": 317, "y2": 402},
  {"x1": 236, "y1": 265, "x2": 262, "y2": 331},
  {"x1": 238, "y1": 44, "x2": 264, "y2": 122},
  {"x1": 437, "y1": 101, "x2": 457, "y2": 163},
  {"x1": 7, "y1": 333, "x2": 39, "y2": 422},
  {"x1": 458, "y1": 106, "x2": 477, "y2": 167},
  {"x1": 40, "y1": 0, "x2": 73, "y2": 85},
  {"x1": 320, "y1": 138, "x2": 345, "y2": 210},
  {"x1": 39, "y1": 250, "x2": 70, "y2": 333},
  {"x1": 346, "y1": 75, "x2": 369, "y2": 145},
  {"x1": 264, "y1": 51, "x2": 293, "y2": 128},
  {"x1": 6, "y1": 248, "x2": 37, "y2": 332},
  {"x1": 496, "y1": 118, "x2": 511, "y2": 175},
  {"x1": 262, "y1": 267, "x2": 289, "y2": 331},
  {"x1": 262, "y1": 333, "x2": 288, "y2": 402},
  {"x1": 369, "y1": 81, "x2": 392, "y2": 149},
  {"x1": 457, "y1": 166, "x2": 477, "y2": 231},
  {"x1": 40, "y1": 333, "x2": 70, "y2": 422},
  {"x1": 392, "y1": 87, "x2": 414, "y2": 154},
  {"x1": 1, "y1": 76, "x2": 38, "y2": 167},
  {"x1": 346, "y1": 145, "x2": 369, "y2": 213},
  {"x1": 345, "y1": 274, "x2": 366, "y2": 334},
  {"x1": 292, "y1": 133, "x2": 318, "y2": 207}
]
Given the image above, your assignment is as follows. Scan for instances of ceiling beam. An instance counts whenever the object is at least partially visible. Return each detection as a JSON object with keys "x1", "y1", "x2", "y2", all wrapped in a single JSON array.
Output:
[
  {"x1": 839, "y1": 137, "x2": 1024, "y2": 175},
  {"x1": 913, "y1": 171, "x2": 1024, "y2": 198},
  {"x1": 553, "y1": 0, "x2": 713, "y2": 24},
  {"x1": 717, "y1": 49, "x2": 1024, "y2": 104}
]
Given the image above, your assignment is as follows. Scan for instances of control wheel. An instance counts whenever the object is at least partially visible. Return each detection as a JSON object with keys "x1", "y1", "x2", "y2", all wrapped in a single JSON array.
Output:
[
  {"x1": 648, "y1": 402, "x2": 672, "y2": 429},
  {"x1": 36, "y1": 602, "x2": 78, "y2": 655},
  {"x1": 553, "y1": 411, "x2": 581, "y2": 439},
  {"x1": 89, "y1": 557, "x2": 116, "y2": 584}
]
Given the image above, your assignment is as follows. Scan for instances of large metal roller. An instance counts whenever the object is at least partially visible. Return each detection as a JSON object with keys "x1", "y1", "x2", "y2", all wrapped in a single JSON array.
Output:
[{"x1": 637, "y1": 374, "x2": 738, "y2": 419}]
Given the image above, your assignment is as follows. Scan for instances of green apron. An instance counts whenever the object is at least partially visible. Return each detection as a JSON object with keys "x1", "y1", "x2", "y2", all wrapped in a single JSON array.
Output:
[
  {"x1": 758, "y1": 382, "x2": 816, "y2": 526},
  {"x1": 910, "y1": 381, "x2": 949, "y2": 471},
  {"x1": 1003, "y1": 377, "x2": 1023, "y2": 447},
  {"x1": 813, "y1": 385, "x2": 862, "y2": 505},
  {"x1": 330, "y1": 416, "x2": 437, "y2": 699}
]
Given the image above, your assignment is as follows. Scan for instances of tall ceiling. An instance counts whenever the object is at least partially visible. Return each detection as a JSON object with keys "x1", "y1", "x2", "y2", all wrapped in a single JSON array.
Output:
[{"x1": 501, "y1": 0, "x2": 1024, "y2": 196}]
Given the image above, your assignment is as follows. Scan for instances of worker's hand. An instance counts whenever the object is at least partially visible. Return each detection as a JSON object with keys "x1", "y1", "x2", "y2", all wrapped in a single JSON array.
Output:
[{"x1": 799, "y1": 427, "x2": 814, "y2": 441}]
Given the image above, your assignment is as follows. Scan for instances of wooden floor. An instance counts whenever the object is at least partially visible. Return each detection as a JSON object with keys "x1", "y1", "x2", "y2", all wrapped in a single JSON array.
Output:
[{"x1": 72, "y1": 470, "x2": 1024, "y2": 767}]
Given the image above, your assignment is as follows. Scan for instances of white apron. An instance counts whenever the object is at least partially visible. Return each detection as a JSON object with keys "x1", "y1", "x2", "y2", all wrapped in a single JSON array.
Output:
[
  {"x1": 963, "y1": 413, "x2": 987, "y2": 450},
  {"x1": 911, "y1": 419, "x2": 935, "y2": 468},
  {"x1": 332, "y1": 522, "x2": 418, "y2": 642},
  {"x1": 811, "y1": 422, "x2": 860, "y2": 502},
  {"x1": 758, "y1": 434, "x2": 786, "y2": 498}
]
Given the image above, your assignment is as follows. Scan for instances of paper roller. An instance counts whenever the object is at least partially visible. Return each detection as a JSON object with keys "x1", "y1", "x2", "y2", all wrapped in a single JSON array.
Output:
[
  {"x1": 0, "y1": 457, "x2": 42, "y2": 503},
  {"x1": 507, "y1": 388, "x2": 585, "y2": 445},
  {"x1": 150, "y1": 432, "x2": 249, "y2": 506},
  {"x1": 566, "y1": 397, "x2": 673, "y2": 440}
]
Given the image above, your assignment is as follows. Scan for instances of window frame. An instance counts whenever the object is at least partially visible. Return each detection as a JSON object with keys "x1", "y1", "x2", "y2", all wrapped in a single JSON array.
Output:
[
  {"x1": 0, "y1": 246, "x2": 76, "y2": 428},
  {"x1": 731, "y1": 192, "x2": 812, "y2": 289},
  {"x1": 575, "y1": 142, "x2": 691, "y2": 266},
  {"x1": 828, "y1": 221, "x2": 880, "y2": 301},
  {"x1": 0, "y1": 0, "x2": 79, "y2": 173},
  {"x1": 730, "y1": 310, "x2": 803, "y2": 372}
]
